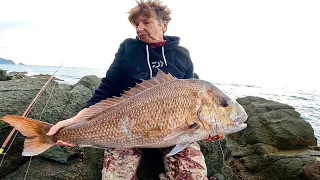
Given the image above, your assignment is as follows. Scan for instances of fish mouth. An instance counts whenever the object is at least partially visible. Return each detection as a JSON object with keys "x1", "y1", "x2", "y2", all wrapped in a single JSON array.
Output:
[
  {"x1": 220, "y1": 114, "x2": 248, "y2": 135},
  {"x1": 222, "y1": 123, "x2": 247, "y2": 135},
  {"x1": 233, "y1": 114, "x2": 248, "y2": 126}
]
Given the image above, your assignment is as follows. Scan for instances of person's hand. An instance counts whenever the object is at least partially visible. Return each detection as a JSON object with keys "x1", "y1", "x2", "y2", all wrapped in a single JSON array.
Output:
[{"x1": 46, "y1": 117, "x2": 77, "y2": 147}]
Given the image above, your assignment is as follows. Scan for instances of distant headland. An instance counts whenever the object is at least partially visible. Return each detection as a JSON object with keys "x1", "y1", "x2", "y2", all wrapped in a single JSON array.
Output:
[
  {"x1": 0, "y1": 58, "x2": 25, "y2": 65},
  {"x1": 0, "y1": 58, "x2": 15, "y2": 65}
]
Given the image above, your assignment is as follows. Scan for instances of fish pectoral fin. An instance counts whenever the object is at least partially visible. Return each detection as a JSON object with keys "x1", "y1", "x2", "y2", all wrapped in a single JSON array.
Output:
[
  {"x1": 166, "y1": 143, "x2": 190, "y2": 157},
  {"x1": 163, "y1": 122, "x2": 200, "y2": 141}
]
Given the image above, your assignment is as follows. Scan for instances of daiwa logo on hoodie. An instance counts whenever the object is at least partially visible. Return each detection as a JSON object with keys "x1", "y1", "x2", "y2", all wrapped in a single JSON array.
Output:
[{"x1": 151, "y1": 60, "x2": 165, "y2": 68}]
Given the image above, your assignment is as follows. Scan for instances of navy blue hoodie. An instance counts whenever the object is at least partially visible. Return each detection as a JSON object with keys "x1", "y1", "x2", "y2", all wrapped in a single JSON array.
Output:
[{"x1": 83, "y1": 35, "x2": 194, "y2": 108}]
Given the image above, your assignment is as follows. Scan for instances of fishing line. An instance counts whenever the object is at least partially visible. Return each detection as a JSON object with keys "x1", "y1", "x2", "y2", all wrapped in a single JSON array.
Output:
[
  {"x1": 23, "y1": 156, "x2": 32, "y2": 180},
  {"x1": 23, "y1": 78, "x2": 59, "y2": 179},
  {"x1": 0, "y1": 131, "x2": 19, "y2": 168},
  {"x1": 39, "y1": 81, "x2": 57, "y2": 121},
  {"x1": 212, "y1": 114, "x2": 226, "y2": 167},
  {"x1": 212, "y1": 110, "x2": 226, "y2": 167},
  {"x1": 217, "y1": 139, "x2": 225, "y2": 164}
]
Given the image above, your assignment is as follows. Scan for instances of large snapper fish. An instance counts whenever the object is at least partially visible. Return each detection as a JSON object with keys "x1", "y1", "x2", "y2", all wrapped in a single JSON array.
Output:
[{"x1": 1, "y1": 69, "x2": 248, "y2": 157}]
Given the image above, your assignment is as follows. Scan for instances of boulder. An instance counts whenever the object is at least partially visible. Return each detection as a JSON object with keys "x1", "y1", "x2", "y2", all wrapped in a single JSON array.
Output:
[
  {"x1": 29, "y1": 74, "x2": 64, "y2": 81},
  {"x1": 193, "y1": 72, "x2": 199, "y2": 79},
  {"x1": 7, "y1": 71, "x2": 27, "y2": 76},
  {"x1": 223, "y1": 96, "x2": 319, "y2": 180},
  {"x1": 1, "y1": 148, "x2": 104, "y2": 180},
  {"x1": 234, "y1": 96, "x2": 317, "y2": 149},
  {"x1": 0, "y1": 69, "x2": 11, "y2": 81}
]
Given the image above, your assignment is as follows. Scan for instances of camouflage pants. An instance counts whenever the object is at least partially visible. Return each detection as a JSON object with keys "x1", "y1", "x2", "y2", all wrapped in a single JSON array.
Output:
[{"x1": 101, "y1": 142, "x2": 208, "y2": 180}]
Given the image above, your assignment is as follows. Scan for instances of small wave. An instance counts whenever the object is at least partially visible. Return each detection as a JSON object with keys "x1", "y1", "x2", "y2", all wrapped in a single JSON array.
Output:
[
  {"x1": 230, "y1": 83, "x2": 241, "y2": 87},
  {"x1": 245, "y1": 84, "x2": 261, "y2": 88},
  {"x1": 229, "y1": 83, "x2": 261, "y2": 88},
  {"x1": 289, "y1": 95, "x2": 310, "y2": 101}
]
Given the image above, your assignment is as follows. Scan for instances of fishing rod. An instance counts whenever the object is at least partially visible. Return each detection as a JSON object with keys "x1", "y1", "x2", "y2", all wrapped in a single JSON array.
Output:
[{"x1": 0, "y1": 63, "x2": 63, "y2": 155}]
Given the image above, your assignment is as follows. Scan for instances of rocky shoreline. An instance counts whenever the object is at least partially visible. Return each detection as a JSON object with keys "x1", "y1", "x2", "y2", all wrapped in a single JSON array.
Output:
[
  {"x1": 0, "y1": 73, "x2": 319, "y2": 179},
  {"x1": 0, "y1": 69, "x2": 64, "y2": 81}
]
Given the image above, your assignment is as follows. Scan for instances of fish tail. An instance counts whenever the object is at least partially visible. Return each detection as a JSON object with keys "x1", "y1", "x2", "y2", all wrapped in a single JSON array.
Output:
[{"x1": 0, "y1": 115, "x2": 55, "y2": 156}]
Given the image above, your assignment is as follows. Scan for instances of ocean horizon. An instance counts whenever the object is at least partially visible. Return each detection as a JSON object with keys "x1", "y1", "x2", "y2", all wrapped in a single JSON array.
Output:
[{"x1": 1, "y1": 64, "x2": 319, "y2": 144}]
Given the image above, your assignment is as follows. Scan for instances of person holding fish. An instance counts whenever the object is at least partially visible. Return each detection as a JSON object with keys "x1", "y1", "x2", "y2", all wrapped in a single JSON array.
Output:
[
  {"x1": 1, "y1": 0, "x2": 248, "y2": 180},
  {"x1": 49, "y1": 1, "x2": 208, "y2": 179}
]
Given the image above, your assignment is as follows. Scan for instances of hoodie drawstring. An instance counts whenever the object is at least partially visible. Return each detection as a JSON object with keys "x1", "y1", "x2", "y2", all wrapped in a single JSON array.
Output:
[
  {"x1": 145, "y1": 45, "x2": 168, "y2": 78},
  {"x1": 146, "y1": 45, "x2": 152, "y2": 78},
  {"x1": 162, "y1": 46, "x2": 168, "y2": 66}
]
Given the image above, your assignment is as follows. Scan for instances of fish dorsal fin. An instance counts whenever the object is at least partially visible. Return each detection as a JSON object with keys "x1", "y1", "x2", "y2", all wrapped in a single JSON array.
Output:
[{"x1": 78, "y1": 69, "x2": 177, "y2": 121}]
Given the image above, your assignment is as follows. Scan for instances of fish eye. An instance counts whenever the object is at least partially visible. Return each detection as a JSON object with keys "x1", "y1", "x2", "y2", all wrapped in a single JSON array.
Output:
[{"x1": 221, "y1": 98, "x2": 229, "y2": 107}]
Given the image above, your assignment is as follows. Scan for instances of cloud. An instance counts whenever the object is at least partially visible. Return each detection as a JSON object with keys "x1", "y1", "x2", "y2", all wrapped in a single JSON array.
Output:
[{"x1": 0, "y1": 21, "x2": 35, "y2": 31}]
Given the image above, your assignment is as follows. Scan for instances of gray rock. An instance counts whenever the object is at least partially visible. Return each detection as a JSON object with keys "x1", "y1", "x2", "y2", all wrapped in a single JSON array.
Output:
[
  {"x1": 0, "y1": 69, "x2": 11, "y2": 81},
  {"x1": 233, "y1": 96, "x2": 317, "y2": 149},
  {"x1": 7, "y1": 71, "x2": 27, "y2": 77},
  {"x1": 2, "y1": 156, "x2": 84, "y2": 180},
  {"x1": 199, "y1": 140, "x2": 231, "y2": 177},
  {"x1": 40, "y1": 146, "x2": 72, "y2": 164},
  {"x1": 254, "y1": 143, "x2": 279, "y2": 154},
  {"x1": 193, "y1": 72, "x2": 199, "y2": 79},
  {"x1": 74, "y1": 75, "x2": 101, "y2": 92},
  {"x1": 259, "y1": 156, "x2": 315, "y2": 180},
  {"x1": 223, "y1": 96, "x2": 319, "y2": 180}
]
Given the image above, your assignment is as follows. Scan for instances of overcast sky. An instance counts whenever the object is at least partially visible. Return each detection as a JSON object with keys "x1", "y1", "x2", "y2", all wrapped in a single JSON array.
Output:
[{"x1": 0, "y1": 0, "x2": 319, "y2": 90}]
